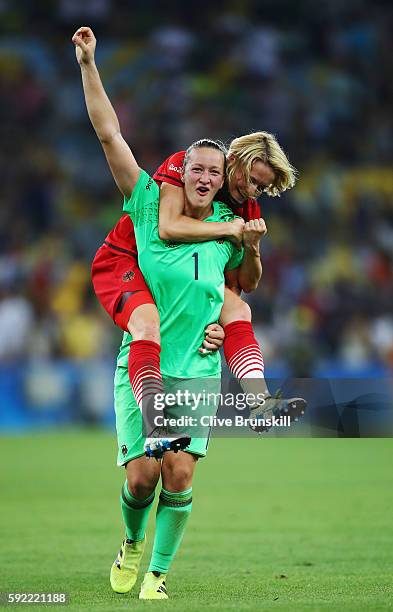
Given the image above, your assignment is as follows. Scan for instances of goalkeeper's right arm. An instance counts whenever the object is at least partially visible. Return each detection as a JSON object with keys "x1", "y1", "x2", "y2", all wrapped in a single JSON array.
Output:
[{"x1": 72, "y1": 26, "x2": 140, "y2": 199}]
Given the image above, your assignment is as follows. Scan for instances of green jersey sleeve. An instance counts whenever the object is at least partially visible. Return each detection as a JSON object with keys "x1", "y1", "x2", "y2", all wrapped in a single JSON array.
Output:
[{"x1": 122, "y1": 169, "x2": 159, "y2": 243}]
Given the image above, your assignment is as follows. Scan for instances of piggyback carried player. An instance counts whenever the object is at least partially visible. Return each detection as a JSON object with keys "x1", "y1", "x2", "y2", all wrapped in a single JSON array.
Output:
[
  {"x1": 73, "y1": 27, "x2": 305, "y2": 447},
  {"x1": 74, "y1": 27, "x2": 253, "y2": 600},
  {"x1": 153, "y1": 142, "x2": 307, "y2": 429}
]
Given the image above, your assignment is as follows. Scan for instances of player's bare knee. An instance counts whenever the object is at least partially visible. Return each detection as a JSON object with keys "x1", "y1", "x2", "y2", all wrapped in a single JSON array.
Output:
[
  {"x1": 125, "y1": 456, "x2": 160, "y2": 499},
  {"x1": 164, "y1": 469, "x2": 192, "y2": 492},
  {"x1": 235, "y1": 300, "x2": 252, "y2": 322},
  {"x1": 221, "y1": 299, "x2": 251, "y2": 325},
  {"x1": 126, "y1": 473, "x2": 157, "y2": 499},
  {"x1": 161, "y1": 454, "x2": 196, "y2": 491},
  {"x1": 127, "y1": 308, "x2": 160, "y2": 343},
  {"x1": 132, "y1": 322, "x2": 160, "y2": 342}
]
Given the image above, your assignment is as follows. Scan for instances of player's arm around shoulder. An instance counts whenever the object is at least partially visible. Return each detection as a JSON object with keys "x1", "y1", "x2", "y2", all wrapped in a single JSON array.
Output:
[
  {"x1": 158, "y1": 181, "x2": 245, "y2": 244},
  {"x1": 158, "y1": 182, "x2": 187, "y2": 240},
  {"x1": 237, "y1": 218, "x2": 267, "y2": 293},
  {"x1": 72, "y1": 26, "x2": 140, "y2": 199}
]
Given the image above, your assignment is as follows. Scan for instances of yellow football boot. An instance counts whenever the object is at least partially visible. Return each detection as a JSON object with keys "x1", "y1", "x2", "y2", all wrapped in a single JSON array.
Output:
[
  {"x1": 139, "y1": 571, "x2": 168, "y2": 599},
  {"x1": 110, "y1": 536, "x2": 145, "y2": 593}
]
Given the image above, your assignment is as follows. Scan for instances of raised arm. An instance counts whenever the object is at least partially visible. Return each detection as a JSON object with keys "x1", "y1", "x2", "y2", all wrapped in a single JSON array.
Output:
[
  {"x1": 72, "y1": 26, "x2": 140, "y2": 199},
  {"x1": 159, "y1": 183, "x2": 245, "y2": 247}
]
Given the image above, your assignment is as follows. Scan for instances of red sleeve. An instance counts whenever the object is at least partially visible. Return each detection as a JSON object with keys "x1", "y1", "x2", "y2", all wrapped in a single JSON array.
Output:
[
  {"x1": 243, "y1": 198, "x2": 261, "y2": 221},
  {"x1": 153, "y1": 150, "x2": 186, "y2": 187}
]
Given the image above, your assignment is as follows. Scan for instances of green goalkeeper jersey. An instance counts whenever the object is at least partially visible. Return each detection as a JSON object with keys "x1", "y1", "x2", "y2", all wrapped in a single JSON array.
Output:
[{"x1": 117, "y1": 169, "x2": 244, "y2": 378}]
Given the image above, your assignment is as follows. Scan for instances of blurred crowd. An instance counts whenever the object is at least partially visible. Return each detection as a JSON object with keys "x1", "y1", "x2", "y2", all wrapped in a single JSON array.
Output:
[{"x1": 0, "y1": 0, "x2": 392, "y2": 375}]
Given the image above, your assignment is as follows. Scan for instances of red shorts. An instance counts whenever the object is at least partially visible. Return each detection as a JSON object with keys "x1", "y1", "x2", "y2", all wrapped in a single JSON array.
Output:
[{"x1": 91, "y1": 244, "x2": 155, "y2": 332}]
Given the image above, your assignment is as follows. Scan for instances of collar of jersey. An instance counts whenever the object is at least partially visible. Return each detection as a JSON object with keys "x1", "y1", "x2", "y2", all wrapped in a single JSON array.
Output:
[{"x1": 202, "y1": 200, "x2": 220, "y2": 222}]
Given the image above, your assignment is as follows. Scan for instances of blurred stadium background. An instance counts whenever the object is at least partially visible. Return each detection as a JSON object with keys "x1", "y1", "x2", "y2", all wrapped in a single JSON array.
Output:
[
  {"x1": 1, "y1": 3, "x2": 393, "y2": 610},
  {"x1": 0, "y1": 0, "x2": 392, "y2": 429}
]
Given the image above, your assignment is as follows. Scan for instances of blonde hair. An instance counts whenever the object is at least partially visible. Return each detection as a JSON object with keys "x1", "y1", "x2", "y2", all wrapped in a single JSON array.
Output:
[{"x1": 227, "y1": 131, "x2": 297, "y2": 197}]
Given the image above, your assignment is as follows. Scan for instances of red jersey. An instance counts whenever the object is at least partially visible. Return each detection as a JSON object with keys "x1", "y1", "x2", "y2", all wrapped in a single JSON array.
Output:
[{"x1": 103, "y1": 214, "x2": 137, "y2": 257}]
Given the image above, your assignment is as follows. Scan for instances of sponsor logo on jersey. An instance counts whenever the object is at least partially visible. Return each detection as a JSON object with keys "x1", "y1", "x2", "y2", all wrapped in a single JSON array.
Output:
[
  {"x1": 146, "y1": 178, "x2": 153, "y2": 190},
  {"x1": 169, "y1": 164, "x2": 182, "y2": 174},
  {"x1": 122, "y1": 270, "x2": 135, "y2": 282}
]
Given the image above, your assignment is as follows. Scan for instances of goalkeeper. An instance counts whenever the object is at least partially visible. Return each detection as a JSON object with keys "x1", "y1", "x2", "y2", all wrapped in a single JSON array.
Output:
[{"x1": 73, "y1": 27, "x2": 252, "y2": 601}]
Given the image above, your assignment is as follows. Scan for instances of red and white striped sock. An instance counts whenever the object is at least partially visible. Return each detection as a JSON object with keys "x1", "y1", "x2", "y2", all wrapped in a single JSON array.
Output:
[
  {"x1": 128, "y1": 340, "x2": 164, "y2": 417},
  {"x1": 223, "y1": 320, "x2": 269, "y2": 403}
]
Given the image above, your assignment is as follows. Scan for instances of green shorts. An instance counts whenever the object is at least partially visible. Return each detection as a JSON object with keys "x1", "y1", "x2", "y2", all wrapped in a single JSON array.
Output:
[{"x1": 114, "y1": 366, "x2": 221, "y2": 466}]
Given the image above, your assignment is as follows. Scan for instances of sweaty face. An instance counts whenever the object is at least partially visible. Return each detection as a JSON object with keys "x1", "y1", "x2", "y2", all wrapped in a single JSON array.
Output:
[
  {"x1": 182, "y1": 148, "x2": 225, "y2": 213},
  {"x1": 230, "y1": 160, "x2": 276, "y2": 202}
]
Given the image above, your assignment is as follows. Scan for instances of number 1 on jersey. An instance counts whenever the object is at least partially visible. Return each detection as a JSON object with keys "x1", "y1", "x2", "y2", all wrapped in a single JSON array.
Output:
[{"x1": 192, "y1": 252, "x2": 199, "y2": 280}]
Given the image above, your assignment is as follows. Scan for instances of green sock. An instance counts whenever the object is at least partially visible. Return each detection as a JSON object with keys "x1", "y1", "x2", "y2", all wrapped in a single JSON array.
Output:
[
  {"x1": 120, "y1": 481, "x2": 155, "y2": 541},
  {"x1": 148, "y1": 487, "x2": 193, "y2": 574}
]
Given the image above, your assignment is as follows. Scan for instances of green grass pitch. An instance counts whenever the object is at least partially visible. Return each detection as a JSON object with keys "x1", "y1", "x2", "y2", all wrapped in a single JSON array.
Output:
[{"x1": 1, "y1": 432, "x2": 392, "y2": 611}]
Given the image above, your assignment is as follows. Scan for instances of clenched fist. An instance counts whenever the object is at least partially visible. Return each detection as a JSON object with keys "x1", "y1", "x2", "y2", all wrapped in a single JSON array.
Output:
[
  {"x1": 243, "y1": 218, "x2": 267, "y2": 250},
  {"x1": 72, "y1": 26, "x2": 96, "y2": 66}
]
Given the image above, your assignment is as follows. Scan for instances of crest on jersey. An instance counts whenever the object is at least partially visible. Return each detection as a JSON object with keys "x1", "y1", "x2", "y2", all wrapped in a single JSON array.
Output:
[{"x1": 122, "y1": 270, "x2": 135, "y2": 282}]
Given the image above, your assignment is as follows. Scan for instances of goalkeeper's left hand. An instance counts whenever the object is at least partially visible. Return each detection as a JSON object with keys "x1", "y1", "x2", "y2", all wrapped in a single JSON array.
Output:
[{"x1": 199, "y1": 323, "x2": 225, "y2": 354}]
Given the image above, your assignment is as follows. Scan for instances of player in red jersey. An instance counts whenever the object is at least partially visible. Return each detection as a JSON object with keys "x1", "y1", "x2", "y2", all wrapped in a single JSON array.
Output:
[
  {"x1": 93, "y1": 137, "x2": 306, "y2": 445},
  {"x1": 73, "y1": 24, "x2": 305, "y2": 443},
  {"x1": 150, "y1": 137, "x2": 306, "y2": 428}
]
